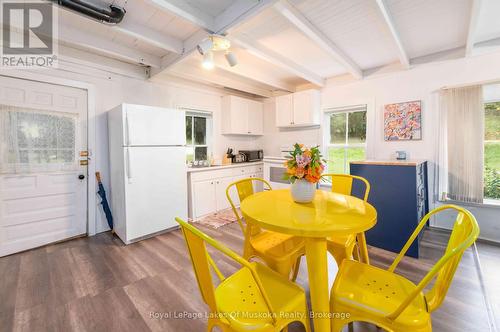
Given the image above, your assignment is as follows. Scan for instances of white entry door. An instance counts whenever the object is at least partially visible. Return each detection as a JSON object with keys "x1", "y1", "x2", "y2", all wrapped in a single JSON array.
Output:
[{"x1": 0, "y1": 76, "x2": 88, "y2": 257}]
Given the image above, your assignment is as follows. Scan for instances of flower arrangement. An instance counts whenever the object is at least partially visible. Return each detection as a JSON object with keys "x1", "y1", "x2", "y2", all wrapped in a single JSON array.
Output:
[{"x1": 283, "y1": 143, "x2": 325, "y2": 184}]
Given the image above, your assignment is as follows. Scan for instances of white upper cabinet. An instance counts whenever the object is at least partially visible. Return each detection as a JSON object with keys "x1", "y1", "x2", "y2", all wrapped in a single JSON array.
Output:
[
  {"x1": 293, "y1": 90, "x2": 321, "y2": 125},
  {"x1": 247, "y1": 99, "x2": 264, "y2": 135},
  {"x1": 222, "y1": 95, "x2": 263, "y2": 135},
  {"x1": 275, "y1": 89, "x2": 321, "y2": 128},
  {"x1": 275, "y1": 94, "x2": 293, "y2": 127}
]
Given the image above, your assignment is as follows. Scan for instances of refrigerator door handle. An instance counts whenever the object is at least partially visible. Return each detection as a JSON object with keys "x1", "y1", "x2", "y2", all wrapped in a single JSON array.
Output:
[
  {"x1": 125, "y1": 111, "x2": 131, "y2": 146},
  {"x1": 126, "y1": 147, "x2": 132, "y2": 182}
]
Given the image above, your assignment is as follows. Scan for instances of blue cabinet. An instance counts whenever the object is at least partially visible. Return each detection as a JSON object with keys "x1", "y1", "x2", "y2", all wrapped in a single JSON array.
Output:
[{"x1": 350, "y1": 161, "x2": 428, "y2": 258}]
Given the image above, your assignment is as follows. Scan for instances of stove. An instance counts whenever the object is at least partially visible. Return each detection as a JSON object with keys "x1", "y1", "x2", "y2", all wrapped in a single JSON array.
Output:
[{"x1": 263, "y1": 156, "x2": 290, "y2": 189}]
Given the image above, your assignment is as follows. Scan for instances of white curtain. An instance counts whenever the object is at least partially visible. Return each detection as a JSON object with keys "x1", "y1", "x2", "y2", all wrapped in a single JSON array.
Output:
[
  {"x1": 439, "y1": 85, "x2": 484, "y2": 203},
  {"x1": 0, "y1": 105, "x2": 78, "y2": 174}
]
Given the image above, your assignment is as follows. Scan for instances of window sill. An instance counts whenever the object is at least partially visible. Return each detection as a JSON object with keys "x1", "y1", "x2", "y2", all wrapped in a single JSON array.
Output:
[
  {"x1": 484, "y1": 198, "x2": 500, "y2": 207},
  {"x1": 439, "y1": 198, "x2": 500, "y2": 209}
]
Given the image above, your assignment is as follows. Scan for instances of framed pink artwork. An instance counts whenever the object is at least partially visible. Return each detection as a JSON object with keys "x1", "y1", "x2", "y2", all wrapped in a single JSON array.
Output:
[{"x1": 384, "y1": 100, "x2": 422, "y2": 141}]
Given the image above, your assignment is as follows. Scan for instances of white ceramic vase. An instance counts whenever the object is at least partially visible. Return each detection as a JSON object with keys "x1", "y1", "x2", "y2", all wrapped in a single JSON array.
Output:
[{"x1": 291, "y1": 178, "x2": 316, "y2": 203}]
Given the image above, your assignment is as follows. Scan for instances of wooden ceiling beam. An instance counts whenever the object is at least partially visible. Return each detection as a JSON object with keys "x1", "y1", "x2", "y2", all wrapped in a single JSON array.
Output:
[
  {"x1": 375, "y1": 0, "x2": 410, "y2": 68},
  {"x1": 232, "y1": 36, "x2": 325, "y2": 87},
  {"x1": 466, "y1": 0, "x2": 483, "y2": 56}
]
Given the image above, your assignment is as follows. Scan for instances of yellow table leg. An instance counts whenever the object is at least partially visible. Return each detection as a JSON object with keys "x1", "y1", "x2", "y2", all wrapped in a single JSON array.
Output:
[
  {"x1": 305, "y1": 237, "x2": 330, "y2": 332},
  {"x1": 357, "y1": 232, "x2": 370, "y2": 264}
]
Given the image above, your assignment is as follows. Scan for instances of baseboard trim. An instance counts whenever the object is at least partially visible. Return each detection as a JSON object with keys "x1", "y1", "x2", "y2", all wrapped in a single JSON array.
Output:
[{"x1": 428, "y1": 225, "x2": 500, "y2": 247}]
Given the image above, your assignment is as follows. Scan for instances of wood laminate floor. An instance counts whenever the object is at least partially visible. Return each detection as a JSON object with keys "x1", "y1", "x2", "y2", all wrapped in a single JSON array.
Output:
[{"x1": 0, "y1": 223, "x2": 498, "y2": 332}]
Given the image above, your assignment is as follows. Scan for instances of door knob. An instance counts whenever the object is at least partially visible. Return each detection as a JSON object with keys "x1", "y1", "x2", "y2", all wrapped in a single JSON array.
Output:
[{"x1": 78, "y1": 174, "x2": 85, "y2": 180}]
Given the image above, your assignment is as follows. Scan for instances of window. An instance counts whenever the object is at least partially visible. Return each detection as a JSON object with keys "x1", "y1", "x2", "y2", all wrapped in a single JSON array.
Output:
[
  {"x1": 324, "y1": 105, "x2": 367, "y2": 174},
  {"x1": 0, "y1": 105, "x2": 77, "y2": 174},
  {"x1": 484, "y1": 102, "x2": 499, "y2": 200},
  {"x1": 185, "y1": 112, "x2": 212, "y2": 162}
]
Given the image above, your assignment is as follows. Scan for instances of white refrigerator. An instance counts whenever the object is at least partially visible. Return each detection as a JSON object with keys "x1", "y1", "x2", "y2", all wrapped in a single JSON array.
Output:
[{"x1": 107, "y1": 104, "x2": 187, "y2": 244}]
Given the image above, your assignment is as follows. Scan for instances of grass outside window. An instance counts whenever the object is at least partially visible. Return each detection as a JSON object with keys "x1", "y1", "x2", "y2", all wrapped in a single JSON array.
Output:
[
  {"x1": 484, "y1": 102, "x2": 499, "y2": 199},
  {"x1": 325, "y1": 109, "x2": 367, "y2": 174}
]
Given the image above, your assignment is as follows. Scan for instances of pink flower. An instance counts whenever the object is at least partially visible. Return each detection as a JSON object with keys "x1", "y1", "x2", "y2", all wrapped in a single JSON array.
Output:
[{"x1": 296, "y1": 155, "x2": 311, "y2": 168}]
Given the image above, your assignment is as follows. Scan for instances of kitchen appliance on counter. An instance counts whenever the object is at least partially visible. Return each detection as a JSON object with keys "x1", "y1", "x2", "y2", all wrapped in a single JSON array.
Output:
[
  {"x1": 396, "y1": 150, "x2": 407, "y2": 160},
  {"x1": 233, "y1": 152, "x2": 247, "y2": 163},
  {"x1": 239, "y1": 149, "x2": 264, "y2": 162},
  {"x1": 108, "y1": 104, "x2": 187, "y2": 244}
]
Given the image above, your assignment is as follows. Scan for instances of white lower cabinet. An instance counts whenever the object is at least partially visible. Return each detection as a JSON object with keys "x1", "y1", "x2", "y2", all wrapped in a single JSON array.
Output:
[
  {"x1": 188, "y1": 164, "x2": 263, "y2": 219},
  {"x1": 192, "y1": 179, "x2": 217, "y2": 217},
  {"x1": 251, "y1": 173, "x2": 264, "y2": 191},
  {"x1": 215, "y1": 176, "x2": 238, "y2": 211}
]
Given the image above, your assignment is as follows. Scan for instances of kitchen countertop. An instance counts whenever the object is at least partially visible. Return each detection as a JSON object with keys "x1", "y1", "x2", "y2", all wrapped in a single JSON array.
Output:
[
  {"x1": 263, "y1": 156, "x2": 287, "y2": 161},
  {"x1": 186, "y1": 161, "x2": 263, "y2": 173},
  {"x1": 350, "y1": 159, "x2": 426, "y2": 166}
]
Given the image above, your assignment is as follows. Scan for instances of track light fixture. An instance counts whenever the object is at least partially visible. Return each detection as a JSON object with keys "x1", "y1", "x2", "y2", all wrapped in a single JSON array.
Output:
[
  {"x1": 225, "y1": 51, "x2": 238, "y2": 67},
  {"x1": 197, "y1": 35, "x2": 238, "y2": 69},
  {"x1": 197, "y1": 38, "x2": 213, "y2": 55}
]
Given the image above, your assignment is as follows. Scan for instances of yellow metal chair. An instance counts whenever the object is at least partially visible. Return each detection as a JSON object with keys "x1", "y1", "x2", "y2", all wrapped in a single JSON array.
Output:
[
  {"x1": 321, "y1": 174, "x2": 371, "y2": 265},
  {"x1": 175, "y1": 217, "x2": 311, "y2": 332},
  {"x1": 330, "y1": 205, "x2": 480, "y2": 332},
  {"x1": 226, "y1": 178, "x2": 305, "y2": 279}
]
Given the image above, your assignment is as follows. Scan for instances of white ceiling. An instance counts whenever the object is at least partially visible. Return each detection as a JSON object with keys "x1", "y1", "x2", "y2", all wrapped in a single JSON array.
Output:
[
  {"x1": 289, "y1": 0, "x2": 400, "y2": 69},
  {"x1": 121, "y1": 0, "x2": 199, "y2": 40},
  {"x1": 387, "y1": 0, "x2": 471, "y2": 59},
  {"x1": 187, "y1": 0, "x2": 236, "y2": 17},
  {"x1": 233, "y1": 7, "x2": 348, "y2": 77},
  {"x1": 51, "y1": 0, "x2": 500, "y2": 96},
  {"x1": 475, "y1": 0, "x2": 500, "y2": 44}
]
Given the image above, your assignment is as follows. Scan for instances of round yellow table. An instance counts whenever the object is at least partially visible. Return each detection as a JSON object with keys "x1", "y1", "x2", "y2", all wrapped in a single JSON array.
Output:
[{"x1": 240, "y1": 189, "x2": 377, "y2": 332}]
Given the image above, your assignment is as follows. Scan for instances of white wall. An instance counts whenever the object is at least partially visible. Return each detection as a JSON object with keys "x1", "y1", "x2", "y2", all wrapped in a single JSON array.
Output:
[
  {"x1": 261, "y1": 51, "x2": 500, "y2": 242},
  {"x1": 10, "y1": 64, "x2": 260, "y2": 234}
]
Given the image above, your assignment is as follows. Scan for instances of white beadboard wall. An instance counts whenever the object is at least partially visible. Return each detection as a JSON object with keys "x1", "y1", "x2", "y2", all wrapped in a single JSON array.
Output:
[{"x1": 260, "y1": 50, "x2": 500, "y2": 242}]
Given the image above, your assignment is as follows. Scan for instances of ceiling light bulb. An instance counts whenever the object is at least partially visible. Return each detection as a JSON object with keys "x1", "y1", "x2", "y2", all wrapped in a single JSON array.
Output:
[
  {"x1": 202, "y1": 51, "x2": 214, "y2": 70},
  {"x1": 225, "y1": 51, "x2": 238, "y2": 67},
  {"x1": 212, "y1": 35, "x2": 231, "y2": 51}
]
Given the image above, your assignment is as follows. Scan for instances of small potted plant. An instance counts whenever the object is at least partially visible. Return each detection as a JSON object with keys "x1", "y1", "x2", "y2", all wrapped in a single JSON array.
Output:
[{"x1": 283, "y1": 143, "x2": 325, "y2": 203}]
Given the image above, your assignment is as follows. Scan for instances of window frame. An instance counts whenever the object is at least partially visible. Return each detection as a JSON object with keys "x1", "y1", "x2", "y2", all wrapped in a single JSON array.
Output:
[
  {"x1": 185, "y1": 110, "x2": 213, "y2": 162},
  {"x1": 323, "y1": 105, "x2": 367, "y2": 174}
]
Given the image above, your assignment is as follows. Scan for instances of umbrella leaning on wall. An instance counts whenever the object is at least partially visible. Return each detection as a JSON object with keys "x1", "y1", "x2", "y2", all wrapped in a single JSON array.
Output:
[{"x1": 96, "y1": 172, "x2": 114, "y2": 232}]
